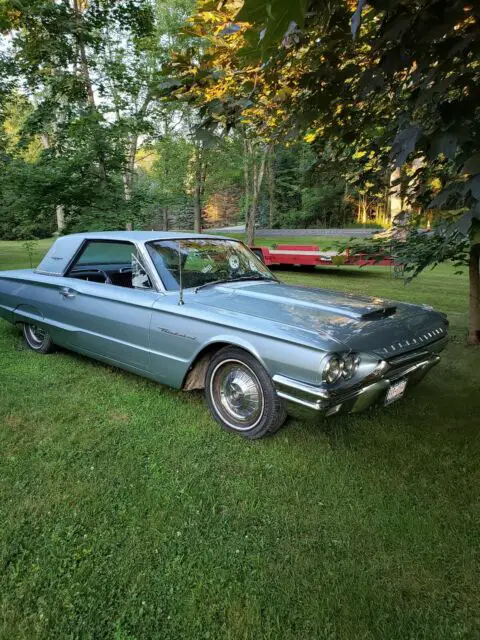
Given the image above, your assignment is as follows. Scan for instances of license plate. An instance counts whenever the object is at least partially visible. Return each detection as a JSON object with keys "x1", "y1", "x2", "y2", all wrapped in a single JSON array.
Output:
[{"x1": 385, "y1": 379, "x2": 407, "y2": 405}]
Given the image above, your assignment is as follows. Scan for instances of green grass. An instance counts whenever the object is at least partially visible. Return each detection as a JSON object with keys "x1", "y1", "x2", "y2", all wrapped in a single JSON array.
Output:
[
  {"x1": 0, "y1": 238, "x2": 479, "y2": 639},
  {"x1": 0, "y1": 238, "x2": 54, "y2": 271}
]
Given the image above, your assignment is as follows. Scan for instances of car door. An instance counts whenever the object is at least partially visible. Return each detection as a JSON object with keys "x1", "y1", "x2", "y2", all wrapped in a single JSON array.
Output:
[
  {"x1": 60, "y1": 240, "x2": 160, "y2": 373},
  {"x1": 148, "y1": 292, "x2": 200, "y2": 387}
]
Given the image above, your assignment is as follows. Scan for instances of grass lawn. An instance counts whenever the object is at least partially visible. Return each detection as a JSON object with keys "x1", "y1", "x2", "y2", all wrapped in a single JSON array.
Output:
[{"x1": 0, "y1": 237, "x2": 479, "y2": 639}]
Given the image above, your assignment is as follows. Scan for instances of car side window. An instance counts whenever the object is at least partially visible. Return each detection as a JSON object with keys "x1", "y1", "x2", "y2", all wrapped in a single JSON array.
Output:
[
  {"x1": 73, "y1": 241, "x2": 134, "y2": 265},
  {"x1": 66, "y1": 240, "x2": 153, "y2": 290}
]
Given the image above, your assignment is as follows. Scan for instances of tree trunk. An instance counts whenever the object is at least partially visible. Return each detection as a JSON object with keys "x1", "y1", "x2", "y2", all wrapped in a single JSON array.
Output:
[
  {"x1": 36, "y1": 124, "x2": 65, "y2": 234},
  {"x1": 193, "y1": 148, "x2": 202, "y2": 234},
  {"x1": 56, "y1": 205, "x2": 66, "y2": 233},
  {"x1": 389, "y1": 167, "x2": 403, "y2": 225},
  {"x1": 247, "y1": 148, "x2": 267, "y2": 247},
  {"x1": 123, "y1": 172, "x2": 132, "y2": 202},
  {"x1": 357, "y1": 195, "x2": 368, "y2": 225},
  {"x1": 162, "y1": 207, "x2": 169, "y2": 231},
  {"x1": 73, "y1": 0, "x2": 95, "y2": 106},
  {"x1": 243, "y1": 136, "x2": 251, "y2": 227},
  {"x1": 193, "y1": 143, "x2": 207, "y2": 233},
  {"x1": 267, "y1": 144, "x2": 275, "y2": 228},
  {"x1": 194, "y1": 186, "x2": 202, "y2": 233},
  {"x1": 343, "y1": 181, "x2": 349, "y2": 227},
  {"x1": 123, "y1": 136, "x2": 137, "y2": 230},
  {"x1": 468, "y1": 243, "x2": 480, "y2": 345},
  {"x1": 243, "y1": 138, "x2": 250, "y2": 227},
  {"x1": 123, "y1": 135, "x2": 138, "y2": 202},
  {"x1": 72, "y1": 0, "x2": 107, "y2": 181}
]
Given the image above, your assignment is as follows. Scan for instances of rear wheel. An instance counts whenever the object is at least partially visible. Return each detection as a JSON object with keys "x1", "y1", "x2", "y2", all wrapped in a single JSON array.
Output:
[
  {"x1": 205, "y1": 346, "x2": 287, "y2": 439},
  {"x1": 23, "y1": 324, "x2": 55, "y2": 354}
]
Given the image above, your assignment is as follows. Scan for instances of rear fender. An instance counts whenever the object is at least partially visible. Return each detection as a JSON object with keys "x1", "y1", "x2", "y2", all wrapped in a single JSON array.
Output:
[{"x1": 13, "y1": 304, "x2": 45, "y2": 327}]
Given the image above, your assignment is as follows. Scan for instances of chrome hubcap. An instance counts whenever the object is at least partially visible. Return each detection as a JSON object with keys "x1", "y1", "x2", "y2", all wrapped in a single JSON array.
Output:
[
  {"x1": 26, "y1": 325, "x2": 46, "y2": 345},
  {"x1": 211, "y1": 360, "x2": 264, "y2": 430}
]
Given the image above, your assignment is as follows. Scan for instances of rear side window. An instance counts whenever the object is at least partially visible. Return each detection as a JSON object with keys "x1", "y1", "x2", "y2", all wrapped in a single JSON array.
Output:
[{"x1": 74, "y1": 241, "x2": 134, "y2": 266}]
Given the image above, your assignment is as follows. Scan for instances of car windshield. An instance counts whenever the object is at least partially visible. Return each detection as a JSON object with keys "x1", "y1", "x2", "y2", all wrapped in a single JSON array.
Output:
[{"x1": 146, "y1": 239, "x2": 276, "y2": 291}]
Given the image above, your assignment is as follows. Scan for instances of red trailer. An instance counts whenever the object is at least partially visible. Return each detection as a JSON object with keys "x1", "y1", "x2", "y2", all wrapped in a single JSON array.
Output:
[{"x1": 251, "y1": 245, "x2": 397, "y2": 269}]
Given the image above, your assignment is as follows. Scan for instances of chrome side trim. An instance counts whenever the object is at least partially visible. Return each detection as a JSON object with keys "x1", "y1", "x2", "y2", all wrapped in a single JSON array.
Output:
[
  {"x1": 387, "y1": 350, "x2": 430, "y2": 366},
  {"x1": 276, "y1": 390, "x2": 323, "y2": 411},
  {"x1": 388, "y1": 356, "x2": 440, "y2": 380},
  {"x1": 273, "y1": 374, "x2": 330, "y2": 400},
  {"x1": 34, "y1": 269, "x2": 63, "y2": 276}
]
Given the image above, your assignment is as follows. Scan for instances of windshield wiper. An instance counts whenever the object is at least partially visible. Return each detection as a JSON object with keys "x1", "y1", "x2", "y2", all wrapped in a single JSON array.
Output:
[{"x1": 194, "y1": 274, "x2": 276, "y2": 293}]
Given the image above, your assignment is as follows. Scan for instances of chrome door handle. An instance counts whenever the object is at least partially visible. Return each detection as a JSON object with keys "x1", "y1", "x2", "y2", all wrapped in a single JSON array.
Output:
[{"x1": 60, "y1": 287, "x2": 76, "y2": 299}]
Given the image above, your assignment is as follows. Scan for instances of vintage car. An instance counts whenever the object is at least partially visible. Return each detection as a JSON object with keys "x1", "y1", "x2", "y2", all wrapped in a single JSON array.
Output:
[{"x1": 0, "y1": 231, "x2": 448, "y2": 439}]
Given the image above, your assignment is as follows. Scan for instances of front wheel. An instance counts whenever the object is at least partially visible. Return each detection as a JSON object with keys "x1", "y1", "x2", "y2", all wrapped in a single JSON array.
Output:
[
  {"x1": 205, "y1": 347, "x2": 287, "y2": 439},
  {"x1": 23, "y1": 324, "x2": 55, "y2": 354}
]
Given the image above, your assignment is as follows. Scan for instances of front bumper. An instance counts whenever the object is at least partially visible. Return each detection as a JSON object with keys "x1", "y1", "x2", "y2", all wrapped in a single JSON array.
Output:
[{"x1": 273, "y1": 354, "x2": 441, "y2": 416}]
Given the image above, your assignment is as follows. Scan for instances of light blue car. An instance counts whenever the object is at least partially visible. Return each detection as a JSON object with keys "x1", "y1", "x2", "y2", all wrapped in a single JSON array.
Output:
[{"x1": 0, "y1": 231, "x2": 448, "y2": 438}]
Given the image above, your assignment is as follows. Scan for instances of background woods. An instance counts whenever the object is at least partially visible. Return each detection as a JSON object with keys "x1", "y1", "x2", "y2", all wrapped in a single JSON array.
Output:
[{"x1": 0, "y1": 0, "x2": 403, "y2": 242}]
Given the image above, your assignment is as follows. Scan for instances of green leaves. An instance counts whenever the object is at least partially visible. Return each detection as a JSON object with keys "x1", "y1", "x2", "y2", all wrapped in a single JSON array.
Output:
[
  {"x1": 391, "y1": 125, "x2": 421, "y2": 168},
  {"x1": 236, "y1": 0, "x2": 309, "y2": 59},
  {"x1": 462, "y1": 153, "x2": 480, "y2": 176},
  {"x1": 0, "y1": 0, "x2": 187, "y2": 237},
  {"x1": 429, "y1": 133, "x2": 457, "y2": 161}
]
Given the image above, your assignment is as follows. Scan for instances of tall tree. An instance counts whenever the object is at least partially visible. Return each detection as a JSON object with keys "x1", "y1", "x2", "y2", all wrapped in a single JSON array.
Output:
[
  {"x1": 267, "y1": 143, "x2": 276, "y2": 228},
  {"x1": 0, "y1": 0, "x2": 161, "y2": 232},
  {"x1": 244, "y1": 137, "x2": 267, "y2": 245}
]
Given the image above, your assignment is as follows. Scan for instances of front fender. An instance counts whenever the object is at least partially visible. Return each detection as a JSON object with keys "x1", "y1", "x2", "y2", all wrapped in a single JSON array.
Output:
[
  {"x1": 189, "y1": 333, "x2": 267, "y2": 370},
  {"x1": 187, "y1": 331, "x2": 323, "y2": 388}
]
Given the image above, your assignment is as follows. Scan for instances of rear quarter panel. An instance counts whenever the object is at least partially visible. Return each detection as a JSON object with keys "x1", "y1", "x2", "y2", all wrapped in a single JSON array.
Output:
[
  {"x1": 0, "y1": 270, "x2": 37, "y2": 324},
  {"x1": 0, "y1": 270, "x2": 76, "y2": 347}
]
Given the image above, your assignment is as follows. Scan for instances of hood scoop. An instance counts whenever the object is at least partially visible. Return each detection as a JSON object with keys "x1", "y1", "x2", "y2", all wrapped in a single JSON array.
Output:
[{"x1": 360, "y1": 306, "x2": 397, "y2": 321}]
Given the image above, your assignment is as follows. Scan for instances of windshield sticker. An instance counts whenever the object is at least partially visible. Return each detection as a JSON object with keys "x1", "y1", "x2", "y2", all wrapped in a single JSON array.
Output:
[{"x1": 229, "y1": 255, "x2": 240, "y2": 270}]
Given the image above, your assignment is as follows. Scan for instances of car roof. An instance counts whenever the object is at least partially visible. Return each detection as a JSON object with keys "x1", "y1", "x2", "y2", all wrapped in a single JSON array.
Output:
[{"x1": 64, "y1": 231, "x2": 230, "y2": 242}]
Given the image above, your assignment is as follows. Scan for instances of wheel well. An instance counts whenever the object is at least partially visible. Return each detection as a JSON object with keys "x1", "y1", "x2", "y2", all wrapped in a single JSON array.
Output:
[{"x1": 182, "y1": 342, "x2": 239, "y2": 390}]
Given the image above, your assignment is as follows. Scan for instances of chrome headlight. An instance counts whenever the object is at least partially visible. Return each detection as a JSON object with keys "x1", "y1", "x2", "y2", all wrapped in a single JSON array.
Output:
[
  {"x1": 322, "y1": 353, "x2": 360, "y2": 383},
  {"x1": 342, "y1": 353, "x2": 360, "y2": 380},
  {"x1": 322, "y1": 354, "x2": 343, "y2": 383}
]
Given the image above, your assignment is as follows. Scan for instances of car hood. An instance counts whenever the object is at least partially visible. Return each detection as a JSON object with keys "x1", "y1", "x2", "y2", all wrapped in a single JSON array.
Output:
[{"x1": 192, "y1": 280, "x2": 447, "y2": 356}]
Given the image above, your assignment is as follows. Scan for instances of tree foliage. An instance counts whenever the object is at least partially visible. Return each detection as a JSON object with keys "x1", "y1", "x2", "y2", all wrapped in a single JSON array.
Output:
[{"x1": 170, "y1": 0, "x2": 478, "y2": 231}]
